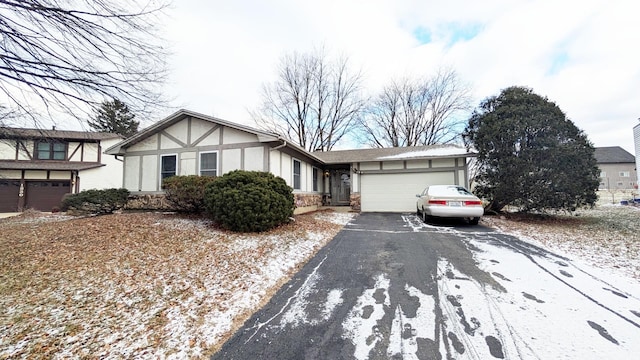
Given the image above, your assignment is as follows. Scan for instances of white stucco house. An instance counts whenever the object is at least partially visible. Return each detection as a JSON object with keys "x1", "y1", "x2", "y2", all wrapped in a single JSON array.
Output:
[{"x1": 105, "y1": 109, "x2": 476, "y2": 213}]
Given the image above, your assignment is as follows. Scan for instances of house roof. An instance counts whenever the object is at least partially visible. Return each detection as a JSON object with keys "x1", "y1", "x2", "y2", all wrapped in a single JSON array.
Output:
[
  {"x1": 312, "y1": 145, "x2": 475, "y2": 164},
  {"x1": 0, "y1": 127, "x2": 121, "y2": 141},
  {"x1": 105, "y1": 109, "x2": 476, "y2": 165},
  {"x1": 594, "y1": 146, "x2": 635, "y2": 164},
  {"x1": 104, "y1": 109, "x2": 325, "y2": 163},
  {"x1": 0, "y1": 160, "x2": 105, "y2": 171}
]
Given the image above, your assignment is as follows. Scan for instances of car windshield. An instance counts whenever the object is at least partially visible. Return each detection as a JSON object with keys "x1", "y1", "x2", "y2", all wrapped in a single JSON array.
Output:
[{"x1": 429, "y1": 186, "x2": 474, "y2": 197}]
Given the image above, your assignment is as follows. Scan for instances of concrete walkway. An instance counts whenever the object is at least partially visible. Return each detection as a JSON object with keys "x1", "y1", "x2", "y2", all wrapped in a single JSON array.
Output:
[{"x1": 0, "y1": 213, "x2": 21, "y2": 219}]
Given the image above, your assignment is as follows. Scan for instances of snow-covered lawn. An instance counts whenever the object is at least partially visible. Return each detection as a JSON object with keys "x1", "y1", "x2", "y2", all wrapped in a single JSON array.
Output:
[{"x1": 0, "y1": 211, "x2": 355, "y2": 359}]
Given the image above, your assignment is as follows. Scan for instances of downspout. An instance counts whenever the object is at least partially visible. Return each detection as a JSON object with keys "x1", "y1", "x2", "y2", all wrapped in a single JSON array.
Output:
[{"x1": 271, "y1": 139, "x2": 287, "y2": 151}]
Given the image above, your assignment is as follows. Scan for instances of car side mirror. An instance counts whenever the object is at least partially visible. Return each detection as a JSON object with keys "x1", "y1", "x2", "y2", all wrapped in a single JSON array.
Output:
[{"x1": 415, "y1": 194, "x2": 421, "y2": 198}]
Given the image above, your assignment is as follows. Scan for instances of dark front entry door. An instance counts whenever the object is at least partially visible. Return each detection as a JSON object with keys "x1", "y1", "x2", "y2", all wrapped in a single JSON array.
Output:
[{"x1": 331, "y1": 169, "x2": 351, "y2": 205}]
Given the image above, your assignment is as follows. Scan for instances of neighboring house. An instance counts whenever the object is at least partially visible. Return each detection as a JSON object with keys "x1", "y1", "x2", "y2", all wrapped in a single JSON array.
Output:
[
  {"x1": 105, "y1": 109, "x2": 475, "y2": 213},
  {"x1": 0, "y1": 127, "x2": 123, "y2": 212},
  {"x1": 594, "y1": 146, "x2": 637, "y2": 190}
]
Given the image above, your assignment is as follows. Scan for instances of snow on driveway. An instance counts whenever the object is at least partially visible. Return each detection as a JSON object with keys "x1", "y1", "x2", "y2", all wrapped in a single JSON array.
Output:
[{"x1": 336, "y1": 216, "x2": 640, "y2": 359}]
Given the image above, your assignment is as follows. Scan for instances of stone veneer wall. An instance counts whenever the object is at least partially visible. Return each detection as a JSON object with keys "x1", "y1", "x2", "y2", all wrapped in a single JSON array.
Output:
[
  {"x1": 295, "y1": 193, "x2": 323, "y2": 208},
  {"x1": 125, "y1": 194, "x2": 174, "y2": 211},
  {"x1": 350, "y1": 192, "x2": 361, "y2": 211}
]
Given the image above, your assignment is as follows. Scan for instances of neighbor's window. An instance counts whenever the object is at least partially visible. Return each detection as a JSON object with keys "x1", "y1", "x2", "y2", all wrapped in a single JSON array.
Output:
[
  {"x1": 312, "y1": 167, "x2": 319, "y2": 191},
  {"x1": 599, "y1": 171, "x2": 606, "y2": 178},
  {"x1": 293, "y1": 159, "x2": 301, "y2": 190},
  {"x1": 617, "y1": 181, "x2": 624, "y2": 187},
  {"x1": 36, "y1": 141, "x2": 66, "y2": 160},
  {"x1": 160, "y1": 154, "x2": 177, "y2": 182},
  {"x1": 619, "y1": 171, "x2": 630, "y2": 177},
  {"x1": 200, "y1": 152, "x2": 217, "y2": 177}
]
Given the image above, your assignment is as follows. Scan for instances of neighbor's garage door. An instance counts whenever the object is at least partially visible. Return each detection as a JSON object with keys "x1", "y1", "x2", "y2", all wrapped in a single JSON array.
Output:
[
  {"x1": 360, "y1": 172, "x2": 455, "y2": 212},
  {"x1": 0, "y1": 180, "x2": 21, "y2": 212},
  {"x1": 25, "y1": 181, "x2": 71, "y2": 211}
]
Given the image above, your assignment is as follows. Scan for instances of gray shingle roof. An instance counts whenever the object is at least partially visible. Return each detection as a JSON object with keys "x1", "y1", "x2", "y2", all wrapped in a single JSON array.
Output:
[
  {"x1": 594, "y1": 146, "x2": 635, "y2": 164},
  {"x1": 312, "y1": 145, "x2": 474, "y2": 164},
  {"x1": 0, "y1": 127, "x2": 121, "y2": 141},
  {"x1": 0, "y1": 160, "x2": 104, "y2": 171}
]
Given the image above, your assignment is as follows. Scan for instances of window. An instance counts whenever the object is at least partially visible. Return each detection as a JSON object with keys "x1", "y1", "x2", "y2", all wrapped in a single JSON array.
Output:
[
  {"x1": 619, "y1": 171, "x2": 630, "y2": 177},
  {"x1": 36, "y1": 141, "x2": 66, "y2": 160},
  {"x1": 160, "y1": 154, "x2": 177, "y2": 182},
  {"x1": 312, "y1": 168, "x2": 319, "y2": 191},
  {"x1": 200, "y1": 152, "x2": 217, "y2": 177},
  {"x1": 617, "y1": 181, "x2": 624, "y2": 187},
  {"x1": 599, "y1": 171, "x2": 606, "y2": 178},
  {"x1": 293, "y1": 159, "x2": 301, "y2": 190}
]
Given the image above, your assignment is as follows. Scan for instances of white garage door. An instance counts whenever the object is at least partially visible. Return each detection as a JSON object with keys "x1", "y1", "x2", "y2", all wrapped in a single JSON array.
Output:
[{"x1": 360, "y1": 172, "x2": 455, "y2": 212}]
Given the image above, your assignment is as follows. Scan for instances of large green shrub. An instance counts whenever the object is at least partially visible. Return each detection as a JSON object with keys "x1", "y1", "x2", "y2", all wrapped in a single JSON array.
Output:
[
  {"x1": 162, "y1": 175, "x2": 217, "y2": 213},
  {"x1": 61, "y1": 188, "x2": 130, "y2": 215},
  {"x1": 204, "y1": 170, "x2": 294, "y2": 232}
]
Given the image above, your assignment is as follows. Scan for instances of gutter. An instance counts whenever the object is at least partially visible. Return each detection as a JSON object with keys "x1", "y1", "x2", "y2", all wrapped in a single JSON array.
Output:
[{"x1": 271, "y1": 139, "x2": 287, "y2": 151}]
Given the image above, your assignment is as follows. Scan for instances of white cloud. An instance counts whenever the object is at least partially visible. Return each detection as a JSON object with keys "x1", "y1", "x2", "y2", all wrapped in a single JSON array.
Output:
[{"x1": 162, "y1": 0, "x2": 640, "y2": 153}]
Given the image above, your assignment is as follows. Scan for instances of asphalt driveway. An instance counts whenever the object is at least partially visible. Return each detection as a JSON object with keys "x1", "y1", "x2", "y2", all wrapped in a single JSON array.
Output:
[{"x1": 212, "y1": 213, "x2": 640, "y2": 359}]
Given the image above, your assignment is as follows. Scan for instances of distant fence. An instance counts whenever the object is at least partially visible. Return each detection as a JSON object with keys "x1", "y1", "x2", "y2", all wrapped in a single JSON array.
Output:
[{"x1": 597, "y1": 190, "x2": 639, "y2": 205}]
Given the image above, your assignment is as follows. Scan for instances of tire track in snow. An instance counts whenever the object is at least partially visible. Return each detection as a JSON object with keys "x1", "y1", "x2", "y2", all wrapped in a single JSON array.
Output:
[{"x1": 482, "y1": 233, "x2": 640, "y2": 329}]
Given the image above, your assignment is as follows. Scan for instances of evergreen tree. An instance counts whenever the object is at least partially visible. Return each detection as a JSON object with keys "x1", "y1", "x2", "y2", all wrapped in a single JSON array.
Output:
[
  {"x1": 88, "y1": 99, "x2": 139, "y2": 138},
  {"x1": 463, "y1": 86, "x2": 599, "y2": 213}
]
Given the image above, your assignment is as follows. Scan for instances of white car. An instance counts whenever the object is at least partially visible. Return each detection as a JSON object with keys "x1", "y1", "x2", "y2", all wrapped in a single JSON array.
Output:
[{"x1": 416, "y1": 185, "x2": 484, "y2": 225}]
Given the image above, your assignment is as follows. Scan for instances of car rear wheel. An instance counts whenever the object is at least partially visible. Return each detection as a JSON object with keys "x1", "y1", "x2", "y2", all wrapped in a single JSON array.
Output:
[
  {"x1": 469, "y1": 217, "x2": 480, "y2": 225},
  {"x1": 422, "y1": 209, "x2": 429, "y2": 223}
]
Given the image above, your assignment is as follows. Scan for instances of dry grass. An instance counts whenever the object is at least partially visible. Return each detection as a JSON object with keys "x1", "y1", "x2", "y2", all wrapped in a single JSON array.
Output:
[
  {"x1": 0, "y1": 210, "x2": 354, "y2": 359},
  {"x1": 482, "y1": 205, "x2": 640, "y2": 280}
]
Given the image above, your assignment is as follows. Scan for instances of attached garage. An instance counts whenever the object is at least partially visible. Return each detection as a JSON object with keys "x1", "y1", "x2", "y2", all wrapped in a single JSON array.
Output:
[
  {"x1": 360, "y1": 171, "x2": 456, "y2": 212},
  {"x1": 313, "y1": 145, "x2": 474, "y2": 213},
  {"x1": 0, "y1": 180, "x2": 21, "y2": 212},
  {"x1": 25, "y1": 181, "x2": 71, "y2": 211}
]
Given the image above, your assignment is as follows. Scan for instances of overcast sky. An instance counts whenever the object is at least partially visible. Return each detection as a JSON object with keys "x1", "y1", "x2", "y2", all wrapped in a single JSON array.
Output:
[{"x1": 161, "y1": 0, "x2": 639, "y2": 153}]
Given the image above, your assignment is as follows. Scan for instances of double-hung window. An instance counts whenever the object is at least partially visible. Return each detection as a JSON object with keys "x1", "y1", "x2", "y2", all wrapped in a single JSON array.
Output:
[
  {"x1": 160, "y1": 154, "x2": 177, "y2": 182},
  {"x1": 36, "y1": 141, "x2": 66, "y2": 160},
  {"x1": 200, "y1": 152, "x2": 217, "y2": 177},
  {"x1": 293, "y1": 159, "x2": 301, "y2": 190},
  {"x1": 620, "y1": 171, "x2": 630, "y2": 177}
]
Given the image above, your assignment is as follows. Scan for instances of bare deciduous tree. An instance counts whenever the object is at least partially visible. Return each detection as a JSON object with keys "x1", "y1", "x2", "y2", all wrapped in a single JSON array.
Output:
[
  {"x1": 252, "y1": 49, "x2": 365, "y2": 151},
  {"x1": 0, "y1": 0, "x2": 169, "y2": 124},
  {"x1": 359, "y1": 68, "x2": 472, "y2": 148}
]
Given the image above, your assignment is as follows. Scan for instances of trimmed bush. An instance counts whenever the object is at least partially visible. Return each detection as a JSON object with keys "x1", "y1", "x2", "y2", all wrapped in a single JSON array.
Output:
[
  {"x1": 162, "y1": 175, "x2": 217, "y2": 213},
  {"x1": 61, "y1": 188, "x2": 130, "y2": 215},
  {"x1": 204, "y1": 170, "x2": 294, "y2": 232}
]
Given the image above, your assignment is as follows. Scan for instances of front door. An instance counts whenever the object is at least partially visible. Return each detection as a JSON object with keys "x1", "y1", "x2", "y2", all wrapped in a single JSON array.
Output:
[{"x1": 331, "y1": 169, "x2": 351, "y2": 206}]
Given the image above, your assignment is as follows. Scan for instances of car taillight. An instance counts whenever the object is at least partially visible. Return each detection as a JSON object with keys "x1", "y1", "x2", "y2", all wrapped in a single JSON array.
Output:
[
  {"x1": 464, "y1": 200, "x2": 482, "y2": 206},
  {"x1": 428, "y1": 200, "x2": 448, "y2": 205}
]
